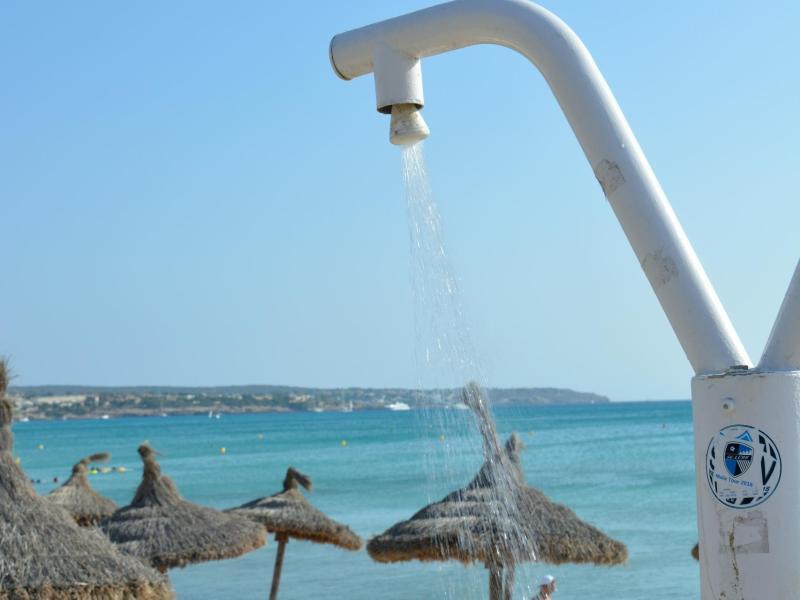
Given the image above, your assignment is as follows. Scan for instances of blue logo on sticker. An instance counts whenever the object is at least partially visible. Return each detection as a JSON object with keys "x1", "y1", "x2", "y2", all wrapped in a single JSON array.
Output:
[
  {"x1": 724, "y1": 442, "x2": 753, "y2": 477},
  {"x1": 707, "y1": 424, "x2": 781, "y2": 509}
]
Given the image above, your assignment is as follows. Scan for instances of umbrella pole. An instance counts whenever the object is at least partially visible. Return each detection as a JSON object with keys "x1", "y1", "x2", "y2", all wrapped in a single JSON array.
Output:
[
  {"x1": 502, "y1": 563, "x2": 515, "y2": 600},
  {"x1": 268, "y1": 533, "x2": 289, "y2": 600},
  {"x1": 488, "y1": 564, "x2": 503, "y2": 600}
]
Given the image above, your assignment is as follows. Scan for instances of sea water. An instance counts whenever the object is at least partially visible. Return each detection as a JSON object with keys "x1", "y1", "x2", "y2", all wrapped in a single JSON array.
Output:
[{"x1": 15, "y1": 401, "x2": 699, "y2": 599}]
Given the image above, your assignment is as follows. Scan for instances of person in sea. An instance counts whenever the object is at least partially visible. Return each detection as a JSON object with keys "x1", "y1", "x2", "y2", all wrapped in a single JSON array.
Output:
[{"x1": 532, "y1": 574, "x2": 556, "y2": 600}]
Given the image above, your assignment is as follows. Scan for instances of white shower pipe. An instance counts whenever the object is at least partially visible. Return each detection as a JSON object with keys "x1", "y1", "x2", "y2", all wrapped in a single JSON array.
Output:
[
  {"x1": 760, "y1": 259, "x2": 800, "y2": 371},
  {"x1": 330, "y1": 1, "x2": 800, "y2": 598},
  {"x1": 330, "y1": 0, "x2": 749, "y2": 376}
]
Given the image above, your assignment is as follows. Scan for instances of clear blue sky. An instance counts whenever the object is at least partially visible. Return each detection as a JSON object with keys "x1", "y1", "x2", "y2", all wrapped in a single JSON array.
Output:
[{"x1": 1, "y1": 1, "x2": 798, "y2": 400}]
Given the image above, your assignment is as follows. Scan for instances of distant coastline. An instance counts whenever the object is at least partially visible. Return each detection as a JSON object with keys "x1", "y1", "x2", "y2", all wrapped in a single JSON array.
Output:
[{"x1": 8, "y1": 385, "x2": 609, "y2": 421}]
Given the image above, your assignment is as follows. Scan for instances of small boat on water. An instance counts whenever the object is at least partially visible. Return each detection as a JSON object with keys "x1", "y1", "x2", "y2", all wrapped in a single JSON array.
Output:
[{"x1": 386, "y1": 402, "x2": 411, "y2": 411}]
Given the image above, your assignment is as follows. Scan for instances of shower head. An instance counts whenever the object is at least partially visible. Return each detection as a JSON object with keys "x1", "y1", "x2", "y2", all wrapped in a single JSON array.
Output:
[
  {"x1": 389, "y1": 103, "x2": 430, "y2": 146},
  {"x1": 331, "y1": 40, "x2": 430, "y2": 145}
]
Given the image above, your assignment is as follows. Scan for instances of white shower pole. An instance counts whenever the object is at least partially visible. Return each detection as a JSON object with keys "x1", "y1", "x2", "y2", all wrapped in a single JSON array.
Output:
[
  {"x1": 330, "y1": 1, "x2": 800, "y2": 598},
  {"x1": 330, "y1": 0, "x2": 750, "y2": 375},
  {"x1": 760, "y1": 260, "x2": 800, "y2": 371}
]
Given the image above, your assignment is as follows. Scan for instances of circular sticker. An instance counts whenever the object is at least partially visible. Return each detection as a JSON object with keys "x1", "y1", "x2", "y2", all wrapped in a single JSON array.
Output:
[{"x1": 706, "y1": 424, "x2": 781, "y2": 509}]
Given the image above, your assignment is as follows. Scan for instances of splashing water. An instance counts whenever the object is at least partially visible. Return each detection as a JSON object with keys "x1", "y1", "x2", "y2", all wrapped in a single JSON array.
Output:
[
  {"x1": 402, "y1": 141, "x2": 480, "y2": 388},
  {"x1": 400, "y1": 143, "x2": 538, "y2": 599}
]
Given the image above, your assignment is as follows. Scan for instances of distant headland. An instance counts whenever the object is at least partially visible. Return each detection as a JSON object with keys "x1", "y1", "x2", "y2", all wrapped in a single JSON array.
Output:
[{"x1": 7, "y1": 385, "x2": 609, "y2": 421}]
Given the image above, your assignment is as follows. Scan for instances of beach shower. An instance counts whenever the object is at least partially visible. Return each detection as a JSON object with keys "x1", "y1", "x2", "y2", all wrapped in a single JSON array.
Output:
[{"x1": 330, "y1": 1, "x2": 800, "y2": 598}]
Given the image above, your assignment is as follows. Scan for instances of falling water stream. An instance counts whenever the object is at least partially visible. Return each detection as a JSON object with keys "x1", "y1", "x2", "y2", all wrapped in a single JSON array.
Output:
[{"x1": 401, "y1": 143, "x2": 537, "y2": 599}]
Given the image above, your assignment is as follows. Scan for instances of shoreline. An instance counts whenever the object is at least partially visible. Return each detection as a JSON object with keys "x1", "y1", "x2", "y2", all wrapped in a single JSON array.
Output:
[
  {"x1": 8, "y1": 384, "x2": 613, "y2": 422},
  {"x1": 11, "y1": 398, "x2": 689, "y2": 423}
]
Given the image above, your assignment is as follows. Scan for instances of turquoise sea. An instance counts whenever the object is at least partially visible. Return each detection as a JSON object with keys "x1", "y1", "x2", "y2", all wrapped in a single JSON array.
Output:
[{"x1": 14, "y1": 401, "x2": 699, "y2": 599}]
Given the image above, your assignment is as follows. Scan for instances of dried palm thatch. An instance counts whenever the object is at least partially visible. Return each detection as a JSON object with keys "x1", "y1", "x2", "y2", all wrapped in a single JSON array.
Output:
[
  {"x1": 227, "y1": 467, "x2": 362, "y2": 600},
  {"x1": 368, "y1": 434, "x2": 626, "y2": 566},
  {"x1": 0, "y1": 360, "x2": 12, "y2": 452},
  {"x1": 101, "y1": 444, "x2": 267, "y2": 572},
  {"x1": 368, "y1": 382, "x2": 627, "y2": 600},
  {"x1": 0, "y1": 365, "x2": 173, "y2": 599},
  {"x1": 227, "y1": 467, "x2": 361, "y2": 549},
  {"x1": 47, "y1": 452, "x2": 118, "y2": 526}
]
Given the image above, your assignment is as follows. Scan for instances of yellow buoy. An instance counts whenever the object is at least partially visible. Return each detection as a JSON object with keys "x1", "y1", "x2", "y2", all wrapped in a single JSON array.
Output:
[
  {"x1": 14, "y1": 456, "x2": 20, "y2": 464},
  {"x1": 220, "y1": 447, "x2": 227, "y2": 454},
  {"x1": 438, "y1": 434, "x2": 446, "y2": 442},
  {"x1": 36, "y1": 444, "x2": 44, "y2": 450},
  {"x1": 115, "y1": 466, "x2": 127, "y2": 473},
  {"x1": 89, "y1": 469, "x2": 99, "y2": 475},
  {"x1": 340, "y1": 440, "x2": 348, "y2": 447}
]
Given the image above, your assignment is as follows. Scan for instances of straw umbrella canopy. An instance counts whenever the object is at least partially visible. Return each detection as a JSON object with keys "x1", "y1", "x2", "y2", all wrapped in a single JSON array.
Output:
[
  {"x1": 368, "y1": 382, "x2": 627, "y2": 600},
  {"x1": 47, "y1": 452, "x2": 118, "y2": 526},
  {"x1": 226, "y1": 467, "x2": 362, "y2": 600},
  {"x1": 101, "y1": 444, "x2": 267, "y2": 572},
  {"x1": 0, "y1": 362, "x2": 174, "y2": 599}
]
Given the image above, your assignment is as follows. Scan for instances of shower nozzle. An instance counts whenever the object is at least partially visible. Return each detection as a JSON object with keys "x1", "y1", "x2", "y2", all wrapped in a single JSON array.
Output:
[{"x1": 389, "y1": 104, "x2": 430, "y2": 146}]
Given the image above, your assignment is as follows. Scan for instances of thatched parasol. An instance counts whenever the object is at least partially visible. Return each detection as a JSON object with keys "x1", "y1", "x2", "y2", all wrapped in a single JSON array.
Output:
[
  {"x1": 0, "y1": 361, "x2": 174, "y2": 599},
  {"x1": 101, "y1": 444, "x2": 267, "y2": 572},
  {"x1": 226, "y1": 467, "x2": 362, "y2": 600},
  {"x1": 47, "y1": 452, "x2": 118, "y2": 526},
  {"x1": 368, "y1": 382, "x2": 627, "y2": 600}
]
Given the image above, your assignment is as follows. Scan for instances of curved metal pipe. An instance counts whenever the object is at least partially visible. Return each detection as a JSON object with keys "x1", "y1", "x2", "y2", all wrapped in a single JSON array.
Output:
[
  {"x1": 760, "y1": 259, "x2": 800, "y2": 371},
  {"x1": 330, "y1": 0, "x2": 751, "y2": 375}
]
